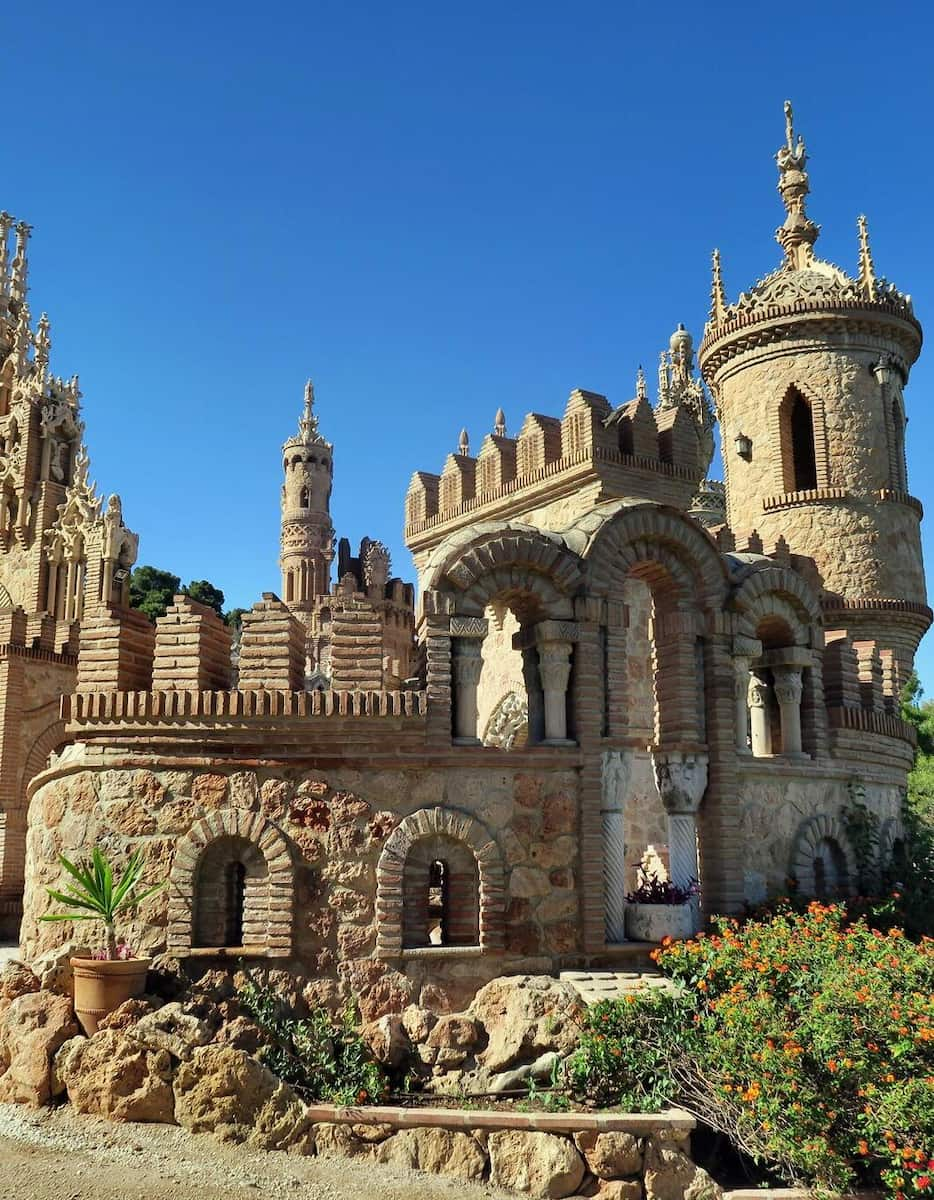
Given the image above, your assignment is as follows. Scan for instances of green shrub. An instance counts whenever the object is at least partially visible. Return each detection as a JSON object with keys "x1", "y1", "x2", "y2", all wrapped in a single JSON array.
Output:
[
  {"x1": 565, "y1": 987, "x2": 690, "y2": 1111},
  {"x1": 656, "y1": 904, "x2": 934, "y2": 1196},
  {"x1": 237, "y1": 975, "x2": 387, "y2": 1105}
]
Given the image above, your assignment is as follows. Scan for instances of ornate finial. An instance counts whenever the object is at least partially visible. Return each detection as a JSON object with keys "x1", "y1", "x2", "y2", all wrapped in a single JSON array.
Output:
[
  {"x1": 636, "y1": 365, "x2": 647, "y2": 401},
  {"x1": 709, "y1": 249, "x2": 727, "y2": 326},
  {"x1": 10, "y1": 221, "x2": 31, "y2": 304},
  {"x1": 35, "y1": 312, "x2": 51, "y2": 377},
  {"x1": 298, "y1": 379, "x2": 319, "y2": 439},
  {"x1": 494, "y1": 407, "x2": 506, "y2": 437},
  {"x1": 12, "y1": 302, "x2": 31, "y2": 376},
  {"x1": 775, "y1": 100, "x2": 818, "y2": 269},
  {"x1": 458, "y1": 427, "x2": 469, "y2": 456},
  {"x1": 857, "y1": 214, "x2": 878, "y2": 300}
]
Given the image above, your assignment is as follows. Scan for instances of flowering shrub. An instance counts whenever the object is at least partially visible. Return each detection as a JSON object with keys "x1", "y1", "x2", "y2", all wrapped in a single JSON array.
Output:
[
  {"x1": 91, "y1": 940, "x2": 135, "y2": 961},
  {"x1": 565, "y1": 988, "x2": 689, "y2": 1110},
  {"x1": 655, "y1": 903, "x2": 934, "y2": 1195},
  {"x1": 625, "y1": 873, "x2": 699, "y2": 905}
]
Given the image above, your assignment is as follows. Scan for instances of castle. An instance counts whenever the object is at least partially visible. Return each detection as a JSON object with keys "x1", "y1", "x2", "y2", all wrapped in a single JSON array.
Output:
[{"x1": 3, "y1": 105, "x2": 927, "y2": 1014}]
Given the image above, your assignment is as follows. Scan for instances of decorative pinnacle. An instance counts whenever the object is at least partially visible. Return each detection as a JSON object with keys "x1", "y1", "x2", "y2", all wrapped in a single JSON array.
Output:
[
  {"x1": 35, "y1": 312, "x2": 51, "y2": 375},
  {"x1": 775, "y1": 100, "x2": 819, "y2": 269},
  {"x1": 0, "y1": 212, "x2": 12, "y2": 292},
  {"x1": 10, "y1": 221, "x2": 31, "y2": 303},
  {"x1": 657, "y1": 351, "x2": 669, "y2": 406},
  {"x1": 636, "y1": 365, "x2": 647, "y2": 401},
  {"x1": 458, "y1": 427, "x2": 470, "y2": 456},
  {"x1": 298, "y1": 379, "x2": 319, "y2": 439},
  {"x1": 494, "y1": 407, "x2": 506, "y2": 437},
  {"x1": 709, "y1": 248, "x2": 727, "y2": 326},
  {"x1": 857, "y1": 214, "x2": 877, "y2": 300}
]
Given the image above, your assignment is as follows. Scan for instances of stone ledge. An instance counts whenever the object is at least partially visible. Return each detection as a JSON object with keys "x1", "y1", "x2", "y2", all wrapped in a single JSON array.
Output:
[{"x1": 304, "y1": 1101, "x2": 696, "y2": 1134}]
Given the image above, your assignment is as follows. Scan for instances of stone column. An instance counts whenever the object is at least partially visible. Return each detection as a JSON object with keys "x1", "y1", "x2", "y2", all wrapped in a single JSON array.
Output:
[
  {"x1": 747, "y1": 672, "x2": 772, "y2": 757},
  {"x1": 538, "y1": 640, "x2": 573, "y2": 742},
  {"x1": 601, "y1": 751, "x2": 629, "y2": 944},
  {"x1": 652, "y1": 750, "x2": 708, "y2": 930},
  {"x1": 733, "y1": 656, "x2": 751, "y2": 753},
  {"x1": 773, "y1": 665, "x2": 804, "y2": 755},
  {"x1": 450, "y1": 616, "x2": 488, "y2": 744}
]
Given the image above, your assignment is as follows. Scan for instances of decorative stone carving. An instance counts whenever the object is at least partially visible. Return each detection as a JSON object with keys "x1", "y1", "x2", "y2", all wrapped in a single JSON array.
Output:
[
  {"x1": 772, "y1": 665, "x2": 804, "y2": 755},
  {"x1": 452, "y1": 637, "x2": 484, "y2": 741},
  {"x1": 652, "y1": 751, "x2": 708, "y2": 903}
]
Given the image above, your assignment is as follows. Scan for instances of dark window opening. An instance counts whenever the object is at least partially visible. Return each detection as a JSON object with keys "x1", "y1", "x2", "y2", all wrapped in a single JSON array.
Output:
[
  {"x1": 299, "y1": 486, "x2": 310, "y2": 507},
  {"x1": 791, "y1": 396, "x2": 818, "y2": 491},
  {"x1": 427, "y1": 859, "x2": 447, "y2": 945},
  {"x1": 224, "y1": 861, "x2": 246, "y2": 946}
]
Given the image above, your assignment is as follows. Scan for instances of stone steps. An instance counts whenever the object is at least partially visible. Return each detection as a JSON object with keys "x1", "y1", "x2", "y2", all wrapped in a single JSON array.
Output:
[{"x1": 558, "y1": 968, "x2": 677, "y2": 1005}]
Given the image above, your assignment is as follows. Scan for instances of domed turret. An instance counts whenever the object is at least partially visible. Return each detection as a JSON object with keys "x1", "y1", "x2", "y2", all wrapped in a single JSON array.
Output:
[{"x1": 698, "y1": 102, "x2": 929, "y2": 677}]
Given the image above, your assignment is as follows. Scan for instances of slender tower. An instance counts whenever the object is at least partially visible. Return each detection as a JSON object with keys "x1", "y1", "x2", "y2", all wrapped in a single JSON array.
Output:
[
  {"x1": 279, "y1": 381, "x2": 334, "y2": 629},
  {"x1": 699, "y1": 102, "x2": 928, "y2": 679}
]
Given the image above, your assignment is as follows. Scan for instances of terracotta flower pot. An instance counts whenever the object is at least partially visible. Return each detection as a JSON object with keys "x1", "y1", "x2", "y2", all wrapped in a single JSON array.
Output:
[
  {"x1": 70, "y1": 956, "x2": 150, "y2": 1035},
  {"x1": 624, "y1": 902, "x2": 698, "y2": 943}
]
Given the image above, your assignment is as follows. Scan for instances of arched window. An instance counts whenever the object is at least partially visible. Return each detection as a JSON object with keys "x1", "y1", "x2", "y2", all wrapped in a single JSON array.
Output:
[
  {"x1": 790, "y1": 394, "x2": 817, "y2": 491},
  {"x1": 192, "y1": 836, "x2": 268, "y2": 949},
  {"x1": 402, "y1": 834, "x2": 479, "y2": 948},
  {"x1": 299, "y1": 486, "x2": 309, "y2": 508},
  {"x1": 811, "y1": 836, "x2": 848, "y2": 898}
]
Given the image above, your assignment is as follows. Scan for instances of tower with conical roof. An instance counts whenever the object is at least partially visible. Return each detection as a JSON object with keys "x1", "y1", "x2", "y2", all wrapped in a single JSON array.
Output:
[
  {"x1": 699, "y1": 102, "x2": 929, "y2": 679},
  {"x1": 279, "y1": 381, "x2": 335, "y2": 630}
]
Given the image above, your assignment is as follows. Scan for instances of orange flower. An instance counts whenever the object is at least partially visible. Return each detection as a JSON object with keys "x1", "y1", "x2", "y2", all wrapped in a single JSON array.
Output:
[{"x1": 858, "y1": 1140, "x2": 870, "y2": 1156}]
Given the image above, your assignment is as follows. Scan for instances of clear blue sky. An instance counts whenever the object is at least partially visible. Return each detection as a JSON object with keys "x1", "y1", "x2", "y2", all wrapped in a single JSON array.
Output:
[{"x1": 6, "y1": 2, "x2": 934, "y2": 683}]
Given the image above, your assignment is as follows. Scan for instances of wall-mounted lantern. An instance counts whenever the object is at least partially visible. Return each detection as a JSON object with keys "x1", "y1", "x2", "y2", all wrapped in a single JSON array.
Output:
[
  {"x1": 734, "y1": 432, "x2": 752, "y2": 460},
  {"x1": 872, "y1": 355, "x2": 894, "y2": 387}
]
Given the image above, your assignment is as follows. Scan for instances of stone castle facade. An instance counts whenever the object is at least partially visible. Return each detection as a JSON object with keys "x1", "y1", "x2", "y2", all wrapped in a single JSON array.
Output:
[{"x1": 5, "y1": 105, "x2": 928, "y2": 1014}]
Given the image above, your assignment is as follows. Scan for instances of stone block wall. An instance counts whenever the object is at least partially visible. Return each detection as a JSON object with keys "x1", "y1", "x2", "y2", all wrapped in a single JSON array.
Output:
[{"x1": 153, "y1": 595, "x2": 232, "y2": 691}]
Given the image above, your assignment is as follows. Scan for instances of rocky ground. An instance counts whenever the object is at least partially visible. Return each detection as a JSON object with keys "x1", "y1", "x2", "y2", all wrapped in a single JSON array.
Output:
[{"x1": 0, "y1": 1102, "x2": 511, "y2": 1200}]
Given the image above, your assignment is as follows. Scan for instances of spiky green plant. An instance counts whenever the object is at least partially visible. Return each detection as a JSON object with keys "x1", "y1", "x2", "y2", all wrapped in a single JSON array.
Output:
[{"x1": 40, "y1": 847, "x2": 164, "y2": 959}]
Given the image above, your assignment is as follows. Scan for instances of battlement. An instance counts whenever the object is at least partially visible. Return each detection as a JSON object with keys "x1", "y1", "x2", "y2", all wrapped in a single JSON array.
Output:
[
  {"x1": 0, "y1": 605, "x2": 78, "y2": 660},
  {"x1": 405, "y1": 387, "x2": 708, "y2": 553}
]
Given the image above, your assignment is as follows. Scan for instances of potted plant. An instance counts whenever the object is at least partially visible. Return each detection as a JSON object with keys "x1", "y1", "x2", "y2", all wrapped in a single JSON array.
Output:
[
  {"x1": 40, "y1": 846, "x2": 164, "y2": 1034},
  {"x1": 624, "y1": 873, "x2": 700, "y2": 943}
]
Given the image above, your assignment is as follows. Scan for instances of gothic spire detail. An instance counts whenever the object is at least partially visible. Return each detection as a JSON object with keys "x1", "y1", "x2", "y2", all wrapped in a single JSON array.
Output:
[
  {"x1": 709, "y1": 249, "x2": 727, "y2": 326},
  {"x1": 857, "y1": 214, "x2": 878, "y2": 300},
  {"x1": 0, "y1": 212, "x2": 12, "y2": 299},
  {"x1": 775, "y1": 100, "x2": 819, "y2": 270},
  {"x1": 298, "y1": 379, "x2": 319, "y2": 440},
  {"x1": 10, "y1": 221, "x2": 31, "y2": 304},
  {"x1": 458, "y1": 428, "x2": 469, "y2": 456},
  {"x1": 35, "y1": 312, "x2": 51, "y2": 379},
  {"x1": 494, "y1": 407, "x2": 506, "y2": 437},
  {"x1": 636, "y1": 365, "x2": 647, "y2": 401}
]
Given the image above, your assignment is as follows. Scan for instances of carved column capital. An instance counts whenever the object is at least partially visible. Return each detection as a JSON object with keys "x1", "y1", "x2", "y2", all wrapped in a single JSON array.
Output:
[
  {"x1": 651, "y1": 750, "x2": 709, "y2": 815},
  {"x1": 772, "y1": 664, "x2": 804, "y2": 707},
  {"x1": 452, "y1": 636, "x2": 484, "y2": 687},
  {"x1": 747, "y1": 673, "x2": 771, "y2": 709},
  {"x1": 537, "y1": 641, "x2": 573, "y2": 693}
]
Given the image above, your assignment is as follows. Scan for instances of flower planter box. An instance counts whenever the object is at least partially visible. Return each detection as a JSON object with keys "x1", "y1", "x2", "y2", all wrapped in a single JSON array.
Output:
[{"x1": 625, "y1": 902, "x2": 697, "y2": 943}]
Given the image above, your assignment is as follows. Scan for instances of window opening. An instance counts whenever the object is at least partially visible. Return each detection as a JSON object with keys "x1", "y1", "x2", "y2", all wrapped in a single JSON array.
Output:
[{"x1": 791, "y1": 395, "x2": 817, "y2": 491}]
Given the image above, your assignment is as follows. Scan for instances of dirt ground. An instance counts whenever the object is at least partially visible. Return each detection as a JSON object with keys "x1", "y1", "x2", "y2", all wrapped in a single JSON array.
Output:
[{"x1": 0, "y1": 1103, "x2": 510, "y2": 1200}]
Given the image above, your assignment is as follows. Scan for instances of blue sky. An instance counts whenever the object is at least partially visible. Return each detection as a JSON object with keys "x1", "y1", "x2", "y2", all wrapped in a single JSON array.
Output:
[{"x1": 6, "y1": 2, "x2": 934, "y2": 683}]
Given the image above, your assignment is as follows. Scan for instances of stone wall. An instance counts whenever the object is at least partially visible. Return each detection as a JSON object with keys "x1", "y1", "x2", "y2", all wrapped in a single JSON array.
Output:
[{"x1": 22, "y1": 756, "x2": 582, "y2": 1016}]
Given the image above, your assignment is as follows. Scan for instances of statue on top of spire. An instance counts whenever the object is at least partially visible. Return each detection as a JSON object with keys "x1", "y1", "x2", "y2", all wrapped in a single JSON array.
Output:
[
  {"x1": 298, "y1": 379, "x2": 319, "y2": 440},
  {"x1": 775, "y1": 100, "x2": 820, "y2": 270}
]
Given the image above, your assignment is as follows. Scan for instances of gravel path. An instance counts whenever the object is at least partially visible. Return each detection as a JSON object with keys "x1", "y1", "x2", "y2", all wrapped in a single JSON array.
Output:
[{"x1": 0, "y1": 1103, "x2": 511, "y2": 1200}]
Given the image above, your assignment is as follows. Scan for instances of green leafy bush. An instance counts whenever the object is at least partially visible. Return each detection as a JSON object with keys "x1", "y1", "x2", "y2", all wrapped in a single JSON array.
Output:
[
  {"x1": 655, "y1": 904, "x2": 934, "y2": 1196},
  {"x1": 237, "y1": 975, "x2": 387, "y2": 1105},
  {"x1": 565, "y1": 987, "x2": 689, "y2": 1111}
]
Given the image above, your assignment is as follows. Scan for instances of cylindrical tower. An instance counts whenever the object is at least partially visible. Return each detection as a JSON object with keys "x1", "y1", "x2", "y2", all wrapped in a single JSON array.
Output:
[
  {"x1": 699, "y1": 102, "x2": 929, "y2": 676},
  {"x1": 279, "y1": 381, "x2": 334, "y2": 619}
]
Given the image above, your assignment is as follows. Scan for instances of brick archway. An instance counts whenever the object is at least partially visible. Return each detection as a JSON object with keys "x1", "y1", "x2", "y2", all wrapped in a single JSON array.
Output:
[
  {"x1": 790, "y1": 812, "x2": 854, "y2": 898},
  {"x1": 167, "y1": 808, "x2": 294, "y2": 957},
  {"x1": 375, "y1": 806, "x2": 505, "y2": 957}
]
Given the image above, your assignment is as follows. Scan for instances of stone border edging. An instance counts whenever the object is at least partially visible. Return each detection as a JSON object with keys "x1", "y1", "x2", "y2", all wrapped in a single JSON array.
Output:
[{"x1": 304, "y1": 1102, "x2": 695, "y2": 1134}]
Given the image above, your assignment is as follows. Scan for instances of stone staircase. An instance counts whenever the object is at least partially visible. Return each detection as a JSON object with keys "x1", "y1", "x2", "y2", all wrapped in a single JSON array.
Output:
[{"x1": 558, "y1": 968, "x2": 677, "y2": 1005}]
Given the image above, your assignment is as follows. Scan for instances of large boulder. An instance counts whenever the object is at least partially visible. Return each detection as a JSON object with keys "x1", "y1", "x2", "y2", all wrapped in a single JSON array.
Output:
[
  {"x1": 361, "y1": 1013, "x2": 410, "y2": 1069},
  {"x1": 375, "y1": 1128, "x2": 486, "y2": 1181},
  {"x1": 575, "y1": 1130, "x2": 644, "y2": 1179},
  {"x1": 29, "y1": 943, "x2": 90, "y2": 996},
  {"x1": 0, "y1": 960, "x2": 39, "y2": 1016},
  {"x1": 643, "y1": 1136, "x2": 720, "y2": 1200},
  {"x1": 469, "y1": 975, "x2": 583, "y2": 1073},
  {"x1": 54, "y1": 1029, "x2": 175, "y2": 1122},
  {"x1": 173, "y1": 1044, "x2": 314, "y2": 1153},
  {"x1": 488, "y1": 1130, "x2": 586, "y2": 1198},
  {"x1": 0, "y1": 991, "x2": 78, "y2": 1105},
  {"x1": 130, "y1": 1002, "x2": 214, "y2": 1060}
]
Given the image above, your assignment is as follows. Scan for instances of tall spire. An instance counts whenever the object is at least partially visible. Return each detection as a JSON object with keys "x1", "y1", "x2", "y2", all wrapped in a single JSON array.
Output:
[
  {"x1": 709, "y1": 248, "x2": 727, "y2": 326},
  {"x1": 857, "y1": 214, "x2": 878, "y2": 300},
  {"x1": 35, "y1": 312, "x2": 51, "y2": 379},
  {"x1": 10, "y1": 221, "x2": 31, "y2": 304},
  {"x1": 494, "y1": 407, "x2": 506, "y2": 437},
  {"x1": 458, "y1": 427, "x2": 470, "y2": 456},
  {"x1": 775, "y1": 100, "x2": 819, "y2": 270},
  {"x1": 298, "y1": 378, "x2": 319, "y2": 440},
  {"x1": 0, "y1": 213, "x2": 12, "y2": 299}
]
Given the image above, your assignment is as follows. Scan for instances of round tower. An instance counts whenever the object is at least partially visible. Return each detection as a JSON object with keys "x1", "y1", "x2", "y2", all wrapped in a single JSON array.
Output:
[
  {"x1": 279, "y1": 380, "x2": 334, "y2": 618},
  {"x1": 699, "y1": 102, "x2": 929, "y2": 676}
]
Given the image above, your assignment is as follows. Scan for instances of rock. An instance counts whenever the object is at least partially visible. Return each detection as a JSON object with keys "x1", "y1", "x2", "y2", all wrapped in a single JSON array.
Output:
[
  {"x1": 581, "y1": 1183, "x2": 644, "y2": 1200},
  {"x1": 509, "y1": 865, "x2": 552, "y2": 898},
  {"x1": 147, "y1": 954, "x2": 187, "y2": 1001},
  {"x1": 213, "y1": 1015, "x2": 264, "y2": 1055},
  {"x1": 0, "y1": 960, "x2": 39, "y2": 1014},
  {"x1": 575, "y1": 1130, "x2": 644, "y2": 1179},
  {"x1": 350, "y1": 1122, "x2": 394, "y2": 1143},
  {"x1": 401, "y1": 1004, "x2": 435, "y2": 1044},
  {"x1": 97, "y1": 997, "x2": 156, "y2": 1032},
  {"x1": 0, "y1": 991, "x2": 79, "y2": 1105},
  {"x1": 643, "y1": 1137, "x2": 720, "y2": 1200},
  {"x1": 174, "y1": 1044, "x2": 314, "y2": 1153},
  {"x1": 50, "y1": 1035, "x2": 85, "y2": 1099},
  {"x1": 29, "y1": 942, "x2": 91, "y2": 996},
  {"x1": 489, "y1": 1130, "x2": 586, "y2": 1198},
  {"x1": 131, "y1": 1001, "x2": 213, "y2": 1060},
  {"x1": 469, "y1": 975, "x2": 584, "y2": 1073},
  {"x1": 362, "y1": 1014, "x2": 410, "y2": 1069},
  {"x1": 489, "y1": 1049, "x2": 560, "y2": 1094},
  {"x1": 312, "y1": 1122, "x2": 374, "y2": 1159},
  {"x1": 376, "y1": 1128, "x2": 486, "y2": 1181},
  {"x1": 426, "y1": 1014, "x2": 482, "y2": 1051},
  {"x1": 56, "y1": 1029, "x2": 175, "y2": 1122}
]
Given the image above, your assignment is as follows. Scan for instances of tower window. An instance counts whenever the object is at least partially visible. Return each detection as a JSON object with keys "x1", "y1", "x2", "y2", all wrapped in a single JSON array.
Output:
[
  {"x1": 790, "y1": 394, "x2": 818, "y2": 491},
  {"x1": 299, "y1": 486, "x2": 309, "y2": 507}
]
